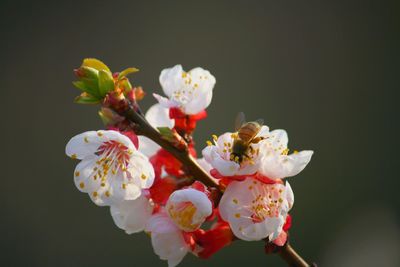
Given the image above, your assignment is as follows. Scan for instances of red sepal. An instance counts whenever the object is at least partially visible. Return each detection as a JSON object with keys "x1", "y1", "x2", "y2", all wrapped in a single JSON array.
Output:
[
  {"x1": 211, "y1": 169, "x2": 280, "y2": 186},
  {"x1": 192, "y1": 220, "x2": 234, "y2": 259},
  {"x1": 169, "y1": 108, "x2": 207, "y2": 134},
  {"x1": 149, "y1": 176, "x2": 178, "y2": 205}
]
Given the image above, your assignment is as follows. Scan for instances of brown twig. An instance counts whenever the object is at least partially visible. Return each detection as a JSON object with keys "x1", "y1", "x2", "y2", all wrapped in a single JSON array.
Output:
[
  {"x1": 278, "y1": 243, "x2": 315, "y2": 267},
  {"x1": 121, "y1": 103, "x2": 219, "y2": 189},
  {"x1": 116, "y1": 102, "x2": 315, "y2": 267}
]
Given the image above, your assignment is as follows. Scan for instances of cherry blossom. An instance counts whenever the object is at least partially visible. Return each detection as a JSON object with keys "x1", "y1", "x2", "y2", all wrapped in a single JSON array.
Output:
[
  {"x1": 66, "y1": 130, "x2": 155, "y2": 205},
  {"x1": 166, "y1": 188, "x2": 212, "y2": 232},
  {"x1": 219, "y1": 177, "x2": 294, "y2": 241},
  {"x1": 259, "y1": 129, "x2": 313, "y2": 180},
  {"x1": 202, "y1": 126, "x2": 269, "y2": 177},
  {"x1": 153, "y1": 65, "x2": 216, "y2": 115}
]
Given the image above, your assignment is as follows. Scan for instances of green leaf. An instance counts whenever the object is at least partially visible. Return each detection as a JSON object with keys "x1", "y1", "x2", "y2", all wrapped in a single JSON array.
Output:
[
  {"x1": 118, "y1": 67, "x2": 139, "y2": 80},
  {"x1": 157, "y1": 127, "x2": 175, "y2": 142},
  {"x1": 74, "y1": 94, "x2": 101, "y2": 104},
  {"x1": 76, "y1": 66, "x2": 101, "y2": 97},
  {"x1": 98, "y1": 70, "x2": 115, "y2": 96},
  {"x1": 82, "y1": 58, "x2": 111, "y2": 73},
  {"x1": 72, "y1": 81, "x2": 98, "y2": 96}
]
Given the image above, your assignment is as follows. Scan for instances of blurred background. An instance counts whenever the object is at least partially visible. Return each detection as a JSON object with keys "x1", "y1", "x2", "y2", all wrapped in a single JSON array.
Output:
[{"x1": 1, "y1": 0, "x2": 399, "y2": 266}]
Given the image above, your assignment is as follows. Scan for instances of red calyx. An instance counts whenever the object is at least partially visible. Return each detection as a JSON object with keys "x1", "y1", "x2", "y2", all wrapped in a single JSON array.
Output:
[
  {"x1": 192, "y1": 220, "x2": 234, "y2": 259},
  {"x1": 210, "y1": 169, "x2": 281, "y2": 187},
  {"x1": 169, "y1": 108, "x2": 207, "y2": 134},
  {"x1": 149, "y1": 176, "x2": 178, "y2": 205}
]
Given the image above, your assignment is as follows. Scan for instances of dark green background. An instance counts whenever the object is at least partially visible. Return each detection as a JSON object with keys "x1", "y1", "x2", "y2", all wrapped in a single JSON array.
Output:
[{"x1": 1, "y1": 1, "x2": 399, "y2": 266}]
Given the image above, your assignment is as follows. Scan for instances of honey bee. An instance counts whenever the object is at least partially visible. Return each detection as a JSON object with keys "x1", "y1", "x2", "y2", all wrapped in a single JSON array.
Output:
[{"x1": 230, "y1": 112, "x2": 265, "y2": 163}]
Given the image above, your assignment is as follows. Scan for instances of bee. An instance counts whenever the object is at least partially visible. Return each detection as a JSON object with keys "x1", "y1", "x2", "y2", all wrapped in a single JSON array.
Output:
[{"x1": 230, "y1": 112, "x2": 265, "y2": 164}]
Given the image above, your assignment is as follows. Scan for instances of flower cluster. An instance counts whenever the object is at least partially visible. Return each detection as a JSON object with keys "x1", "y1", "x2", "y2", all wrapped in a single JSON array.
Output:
[{"x1": 66, "y1": 59, "x2": 313, "y2": 266}]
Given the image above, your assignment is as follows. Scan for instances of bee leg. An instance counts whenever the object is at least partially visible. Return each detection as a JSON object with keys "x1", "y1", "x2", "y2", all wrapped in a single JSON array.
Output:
[{"x1": 251, "y1": 136, "x2": 265, "y2": 144}]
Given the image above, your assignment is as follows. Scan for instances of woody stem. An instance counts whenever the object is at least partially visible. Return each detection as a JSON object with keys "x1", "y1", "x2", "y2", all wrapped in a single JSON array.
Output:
[
  {"x1": 120, "y1": 103, "x2": 220, "y2": 189},
  {"x1": 278, "y1": 243, "x2": 314, "y2": 267}
]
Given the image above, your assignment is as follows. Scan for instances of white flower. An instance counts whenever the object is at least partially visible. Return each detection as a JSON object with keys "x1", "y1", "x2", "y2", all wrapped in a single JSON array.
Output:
[
  {"x1": 138, "y1": 103, "x2": 174, "y2": 157},
  {"x1": 110, "y1": 194, "x2": 154, "y2": 234},
  {"x1": 146, "y1": 211, "x2": 190, "y2": 267},
  {"x1": 154, "y1": 65, "x2": 216, "y2": 115},
  {"x1": 166, "y1": 188, "x2": 212, "y2": 232},
  {"x1": 66, "y1": 130, "x2": 155, "y2": 206},
  {"x1": 219, "y1": 177, "x2": 294, "y2": 241},
  {"x1": 259, "y1": 129, "x2": 313, "y2": 180},
  {"x1": 202, "y1": 126, "x2": 269, "y2": 176}
]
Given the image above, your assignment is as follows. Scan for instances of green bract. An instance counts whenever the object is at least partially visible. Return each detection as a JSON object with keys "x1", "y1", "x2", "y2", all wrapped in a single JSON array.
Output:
[{"x1": 72, "y1": 58, "x2": 138, "y2": 104}]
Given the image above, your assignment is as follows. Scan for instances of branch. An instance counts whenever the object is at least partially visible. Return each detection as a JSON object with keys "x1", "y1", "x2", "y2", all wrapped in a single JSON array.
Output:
[
  {"x1": 121, "y1": 103, "x2": 220, "y2": 189},
  {"x1": 278, "y1": 243, "x2": 316, "y2": 267}
]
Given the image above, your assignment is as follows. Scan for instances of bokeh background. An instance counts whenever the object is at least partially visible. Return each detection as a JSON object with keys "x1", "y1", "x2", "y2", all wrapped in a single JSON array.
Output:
[{"x1": 1, "y1": 0, "x2": 399, "y2": 266}]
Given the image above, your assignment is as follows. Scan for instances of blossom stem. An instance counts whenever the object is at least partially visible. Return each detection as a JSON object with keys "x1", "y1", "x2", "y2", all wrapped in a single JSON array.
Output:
[
  {"x1": 120, "y1": 103, "x2": 220, "y2": 190},
  {"x1": 278, "y1": 243, "x2": 314, "y2": 267}
]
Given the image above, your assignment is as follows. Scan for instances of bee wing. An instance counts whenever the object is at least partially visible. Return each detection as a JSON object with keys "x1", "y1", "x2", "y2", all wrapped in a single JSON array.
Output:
[
  {"x1": 255, "y1": 118, "x2": 264, "y2": 126},
  {"x1": 235, "y1": 112, "x2": 246, "y2": 131}
]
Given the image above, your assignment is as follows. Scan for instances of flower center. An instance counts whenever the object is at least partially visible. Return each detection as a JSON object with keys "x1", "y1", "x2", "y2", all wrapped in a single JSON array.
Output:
[
  {"x1": 167, "y1": 201, "x2": 199, "y2": 231},
  {"x1": 249, "y1": 187, "x2": 284, "y2": 223},
  {"x1": 93, "y1": 140, "x2": 132, "y2": 181}
]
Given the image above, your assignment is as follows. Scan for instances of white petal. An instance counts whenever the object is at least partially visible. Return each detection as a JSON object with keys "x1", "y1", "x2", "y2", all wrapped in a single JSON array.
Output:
[
  {"x1": 73, "y1": 156, "x2": 101, "y2": 193},
  {"x1": 218, "y1": 179, "x2": 257, "y2": 221},
  {"x1": 267, "y1": 129, "x2": 289, "y2": 153},
  {"x1": 153, "y1": 93, "x2": 179, "y2": 109},
  {"x1": 146, "y1": 212, "x2": 179, "y2": 234},
  {"x1": 151, "y1": 231, "x2": 188, "y2": 267},
  {"x1": 146, "y1": 212, "x2": 189, "y2": 267},
  {"x1": 138, "y1": 136, "x2": 160, "y2": 157},
  {"x1": 159, "y1": 65, "x2": 184, "y2": 97},
  {"x1": 201, "y1": 145, "x2": 239, "y2": 176},
  {"x1": 285, "y1": 182, "x2": 294, "y2": 209},
  {"x1": 145, "y1": 103, "x2": 175, "y2": 129},
  {"x1": 197, "y1": 157, "x2": 213, "y2": 175},
  {"x1": 110, "y1": 194, "x2": 153, "y2": 234},
  {"x1": 259, "y1": 150, "x2": 313, "y2": 179},
  {"x1": 183, "y1": 88, "x2": 213, "y2": 115},
  {"x1": 127, "y1": 152, "x2": 155, "y2": 189},
  {"x1": 257, "y1": 125, "x2": 270, "y2": 138},
  {"x1": 169, "y1": 189, "x2": 212, "y2": 216},
  {"x1": 66, "y1": 131, "x2": 103, "y2": 159}
]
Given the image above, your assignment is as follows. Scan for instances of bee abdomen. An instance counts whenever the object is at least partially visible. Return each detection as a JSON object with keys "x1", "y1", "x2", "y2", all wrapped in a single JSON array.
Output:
[{"x1": 238, "y1": 122, "x2": 260, "y2": 141}]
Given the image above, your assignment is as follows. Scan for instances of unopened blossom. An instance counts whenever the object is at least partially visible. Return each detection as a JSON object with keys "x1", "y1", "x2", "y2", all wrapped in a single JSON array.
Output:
[
  {"x1": 110, "y1": 194, "x2": 154, "y2": 234},
  {"x1": 202, "y1": 126, "x2": 269, "y2": 177},
  {"x1": 259, "y1": 129, "x2": 313, "y2": 180},
  {"x1": 166, "y1": 188, "x2": 212, "y2": 232},
  {"x1": 219, "y1": 177, "x2": 294, "y2": 241},
  {"x1": 146, "y1": 211, "x2": 190, "y2": 267},
  {"x1": 138, "y1": 103, "x2": 174, "y2": 157},
  {"x1": 66, "y1": 130, "x2": 155, "y2": 206},
  {"x1": 154, "y1": 65, "x2": 216, "y2": 115}
]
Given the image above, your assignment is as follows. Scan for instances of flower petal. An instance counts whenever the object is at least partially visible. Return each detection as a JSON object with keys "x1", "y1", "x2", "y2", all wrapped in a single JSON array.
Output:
[
  {"x1": 260, "y1": 150, "x2": 314, "y2": 179},
  {"x1": 66, "y1": 131, "x2": 104, "y2": 159},
  {"x1": 145, "y1": 103, "x2": 175, "y2": 129},
  {"x1": 146, "y1": 212, "x2": 189, "y2": 267},
  {"x1": 159, "y1": 65, "x2": 184, "y2": 98},
  {"x1": 110, "y1": 194, "x2": 153, "y2": 234}
]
